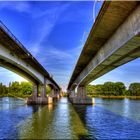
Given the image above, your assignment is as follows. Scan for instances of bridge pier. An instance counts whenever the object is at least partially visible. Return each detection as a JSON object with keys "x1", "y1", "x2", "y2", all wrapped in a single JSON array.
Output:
[
  {"x1": 49, "y1": 89, "x2": 60, "y2": 99},
  {"x1": 27, "y1": 82, "x2": 53, "y2": 105},
  {"x1": 69, "y1": 86, "x2": 93, "y2": 105}
]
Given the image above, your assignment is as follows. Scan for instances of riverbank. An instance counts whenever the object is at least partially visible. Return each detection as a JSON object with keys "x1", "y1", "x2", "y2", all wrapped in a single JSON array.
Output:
[
  {"x1": 91, "y1": 95, "x2": 140, "y2": 99},
  {"x1": 0, "y1": 94, "x2": 28, "y2": 101}
]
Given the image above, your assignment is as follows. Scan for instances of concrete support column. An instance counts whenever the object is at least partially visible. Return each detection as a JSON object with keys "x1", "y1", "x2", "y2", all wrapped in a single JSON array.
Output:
[
  {"x1": 50, "y1": 89, "x2": 55, "y2": 97},
  {"x1": 32, "y1": 84, "x2": 39, "y2": 98},
  {"x1": 27, "y1": 78, "x2": 53, "y2": 105},
  {"x1": 41, "y1": 77, "x2": 46, "y2": 97},
  {"x1": 40, "y1": 85, "x2": 46, "y2": 98},
  {"x1": 56, "y1": 89, "x2": 61, "y2": 99},
  {"x1": 77, "y1": 86, "x2": 87, "y2": 98},
  {"x1": 69, "y1": 90, "x2": 75, "y2": 98},
  {"x1": 55, "y1": 89, "x2": 59, "y2": 98},
  {"x1": 69, "y1": 85, "x2": 93, "y2": 105},
  {"x1": 49, "y1": 89, "x2": 60, "y2": 99}
]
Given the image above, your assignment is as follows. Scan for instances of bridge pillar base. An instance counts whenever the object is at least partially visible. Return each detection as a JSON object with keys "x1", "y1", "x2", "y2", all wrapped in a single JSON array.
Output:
[
  {"x1": 69, "y1": 86, "x2": 94, "y2": 105},
  {"x1": 27, "y1": 96, "x2": 53, "y2": 105},
  {"x1": 49, "y1": 89, "x2": 60, "y2": 100},
  {"x1": 69, "y1": 97, "x2": 94, "y2": 105},
  {"x1": 49, "y1": 95, "x2": 60, "y2": 102}
]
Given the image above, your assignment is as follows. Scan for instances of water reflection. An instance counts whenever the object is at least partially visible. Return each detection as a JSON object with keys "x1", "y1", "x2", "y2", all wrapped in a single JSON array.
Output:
[
  {"x1": 18, "y1": 98, "x2": 89, "y2": 139},
  {"x1": 1, "y1": 97, "x2": 140, "y2": 139},
  {"x1": 0, "y1": 97, "x2": 25, "y2": 110},
  {"x1": 95, "y1": 98, "x2": 140, "y2": 122}
]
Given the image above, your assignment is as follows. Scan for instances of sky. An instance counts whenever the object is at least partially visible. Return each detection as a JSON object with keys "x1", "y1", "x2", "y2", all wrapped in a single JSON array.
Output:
[{"x1": 0, "y1": 1, "x2": 140, "y2": 91}]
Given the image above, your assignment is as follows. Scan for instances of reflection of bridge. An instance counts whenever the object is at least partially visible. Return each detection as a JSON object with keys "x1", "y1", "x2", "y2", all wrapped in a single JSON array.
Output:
[
  {"x1": 67, "y1": 1, "x2": 140, "y2": 104},
  {"x1": 0, "y1": 21, "x2": 60, "y2": 104}
]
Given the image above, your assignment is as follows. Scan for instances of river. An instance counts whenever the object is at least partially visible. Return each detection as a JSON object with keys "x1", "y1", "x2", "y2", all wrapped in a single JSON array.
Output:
[{"x1": 0, "y1": 97, "x2": 140, "y2": 139}]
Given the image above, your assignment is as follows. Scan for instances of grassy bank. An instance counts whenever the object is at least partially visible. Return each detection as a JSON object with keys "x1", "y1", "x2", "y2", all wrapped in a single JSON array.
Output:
[{"x1": 0, "y1": 94, "x2": 30, "y2": 99}]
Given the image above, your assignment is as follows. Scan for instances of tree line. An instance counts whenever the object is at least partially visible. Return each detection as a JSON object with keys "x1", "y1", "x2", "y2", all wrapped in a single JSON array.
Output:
[
  {"x1": 0, "y1": 82, "x2": 32, "y2": 98},
  {"x1": 0, "y1": 81, "x2": 54, "y2": 98},
  {"x1": 87, "y1": 82, "x2": 140, "y2": 97}
]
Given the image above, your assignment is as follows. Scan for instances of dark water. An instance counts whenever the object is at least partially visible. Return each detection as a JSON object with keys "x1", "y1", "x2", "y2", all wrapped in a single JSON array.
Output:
[{"x1": 0, "y1": 97, "x2": 140, "y2": 139}]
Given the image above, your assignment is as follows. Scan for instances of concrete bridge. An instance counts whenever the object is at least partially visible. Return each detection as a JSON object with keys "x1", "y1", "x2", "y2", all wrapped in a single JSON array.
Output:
[
  {"x1": 0, "y1": 21, "x2": 60, "y2": 104},
  {"x1": 67, "y1": 1, "x2": 140, "y2": 104}
]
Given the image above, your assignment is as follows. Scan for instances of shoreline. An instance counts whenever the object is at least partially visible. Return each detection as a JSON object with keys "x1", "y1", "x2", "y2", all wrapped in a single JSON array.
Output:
[
  {"x1": 1, "y1": 95, "x2": 140, "y2": 100},
  {"x1": 0, "y1": 95, "x2": 27, "y2": 101},
  {"x1": 91, "y1": 95, "x2": 140, "y2": 99}
]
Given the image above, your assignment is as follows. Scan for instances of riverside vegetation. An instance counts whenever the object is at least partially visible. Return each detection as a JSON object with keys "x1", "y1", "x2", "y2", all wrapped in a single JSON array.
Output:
[
  {"x1": 0, "y1": 81, "x2": 140, "y2": 99},
  {"x1": 0, "y1": 81, "x2": 51, "y2": 98},
  {"x1": 87, "y1": 82, "x2": 140, "y2": 99}
]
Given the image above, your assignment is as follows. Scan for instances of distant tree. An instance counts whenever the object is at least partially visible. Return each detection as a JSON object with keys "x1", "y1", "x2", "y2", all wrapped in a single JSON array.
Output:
[
  {"x1": 10, "y1": 81, "x2": 21, "y2": 94},
  {"x1": 20, "y1": 82, "x2": 32, "y2": 95},
  {"x1": 46, "y1": 85, "x2": 51, "y2": 95},
  {"x1": 87, "y1": 85, "x2": 96, "y2": 95},
  {"x1": 0, "y1": 83, "x2": 8, "y2": 96},
  {"x1": 87, "y1": 81, "x2": 126, "y2": 96},
  {"x1": 103, "y1": 82, "x2": 115, "y2": 96},
  {"x1": 114, "y1": 82, "x2": 126, "y2": 96},
  {"x1": 129, "y1": 83, "x2": 140, "y2": 96},
  {"x1": 8, "y1": 81, "x2": 32, "y2": 98}
]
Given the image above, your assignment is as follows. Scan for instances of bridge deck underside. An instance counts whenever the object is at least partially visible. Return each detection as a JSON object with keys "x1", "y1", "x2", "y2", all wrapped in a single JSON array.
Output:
[
  {"x1": 0, "y1": 25, "x2": 60, "y2": 89},
  {"x1": 81, "y1": 35, "x2": 140, "y2": 85},
  {"x1": 68, "y1": 1, "x2": 139, "y2": 89}
]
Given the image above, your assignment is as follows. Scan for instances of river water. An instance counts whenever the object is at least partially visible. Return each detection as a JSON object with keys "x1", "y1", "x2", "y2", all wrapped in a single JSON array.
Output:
[{"x1": 0, "y1": 97, "x2": 140, "y2": 139}]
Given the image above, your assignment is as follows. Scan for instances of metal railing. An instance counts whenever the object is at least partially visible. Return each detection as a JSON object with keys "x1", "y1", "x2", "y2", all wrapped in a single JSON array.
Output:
[{"x1": 0, "y1": 20, "x2": 31, "y2": 55}]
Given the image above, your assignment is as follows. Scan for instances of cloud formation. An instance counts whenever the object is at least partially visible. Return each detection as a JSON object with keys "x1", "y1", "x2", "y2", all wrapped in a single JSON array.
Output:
[
  {"x1": 0, "y1": 1, "x2": 93, "y2": 90},
  {"x1": 1, "y1": 1, "x2": 139, "y2": 92}
]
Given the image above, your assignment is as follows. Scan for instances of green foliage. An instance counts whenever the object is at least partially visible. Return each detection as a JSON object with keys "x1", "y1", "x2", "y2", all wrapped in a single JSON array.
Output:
[
  {"x1": 63, "y1": 92, "x2": 68, "y2": 97},
  {"x1": 0, "y1": 83, "x2": 8, "y2": 96},
  {"x1": 87, "y1": 82, "x2": 127, "y2": 96},
  {"x1": 20, "y1": 82, "x2": 32, "y2": 95},
  {"x1": 129, "y1": 83, "x2": 140, "y2": 96},
  {"x1": 0, "y1": 81, "x2": 33, "y2": 98},
  {"x1": 46, "y1": 85, "x2": 51, "y2": 95}
]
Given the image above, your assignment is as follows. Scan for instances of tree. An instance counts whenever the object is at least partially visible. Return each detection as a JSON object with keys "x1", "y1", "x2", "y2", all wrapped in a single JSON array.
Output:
[
  {"x1": 87, "y1": 81, "x2": 126, "y2": 96},
  {"x1": 0, "y1": 83, "x2": 8, "y2": 96},
  {"x1": 20, "y1": 82, "x2": 32, "y2": 95},
  {"x1": 114, "y1": 82, "x2": 126, "y2": 96},
  {"x1": 129, "y1": 83, "x2": 140, "y2": 96},
  {"x1": 46, "y1": 85, "x2": 51, "y2": 95},
  {"x1": 10, "y1": 81, "x2": 21, "y2": 94}
]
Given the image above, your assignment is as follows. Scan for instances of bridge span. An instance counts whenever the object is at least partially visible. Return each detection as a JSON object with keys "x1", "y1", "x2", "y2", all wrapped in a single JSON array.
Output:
[
  {"x1": 0, "y1": 21, "x2": 60, "y2": 104},
  {"x1": 67, "y1": 1, "x2": 140, "y2": 104}
]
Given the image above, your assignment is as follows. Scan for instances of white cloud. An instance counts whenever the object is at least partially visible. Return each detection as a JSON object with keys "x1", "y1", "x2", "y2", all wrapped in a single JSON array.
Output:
[
  {"x1": 0, "y1": 1, "x2": 93, "y2": 90},
  {"x1": 27, "y1": 3, "x2": 70, "y2": 57},
  {"x1": 0, "y1": 2, "x2": 31, "y2": 13}
]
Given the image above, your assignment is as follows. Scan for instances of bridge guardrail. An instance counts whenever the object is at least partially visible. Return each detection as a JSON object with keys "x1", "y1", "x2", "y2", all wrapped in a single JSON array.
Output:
[{"x1": 0, "y1": 20, "x2": 31, "y2": 56}]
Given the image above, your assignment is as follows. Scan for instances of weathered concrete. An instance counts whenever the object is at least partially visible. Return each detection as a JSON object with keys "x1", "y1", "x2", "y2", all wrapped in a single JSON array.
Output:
[
  {"x1": 49, "y1": 89, "x2": 60, "y2": 99},
  {"x1": 27, "y1": 96, "x2": 53, "y2": 105},
  {"x1": 74, "y1": 3, "x2": 140, "y2": 86},
  {"x1": 0, "y1": 44, "x2": 44, "y2": 84},
  {"x1": 67, "y1": 2, "x2": 140, "y2": 104},
  {"x1": 27, "y1": 78, "x2": 61, "y2": 104},
  {"x1": 68, "y1": 1, "x2": 139, "y2": 90},
  {"x1": 69, "y1": 86, "x2": 93, "y2": 105}
]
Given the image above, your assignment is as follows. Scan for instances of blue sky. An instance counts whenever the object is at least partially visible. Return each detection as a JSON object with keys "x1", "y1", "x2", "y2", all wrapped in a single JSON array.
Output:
[{"x1": 0, "y1": 1, "x2": 140, "y2": 90}]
